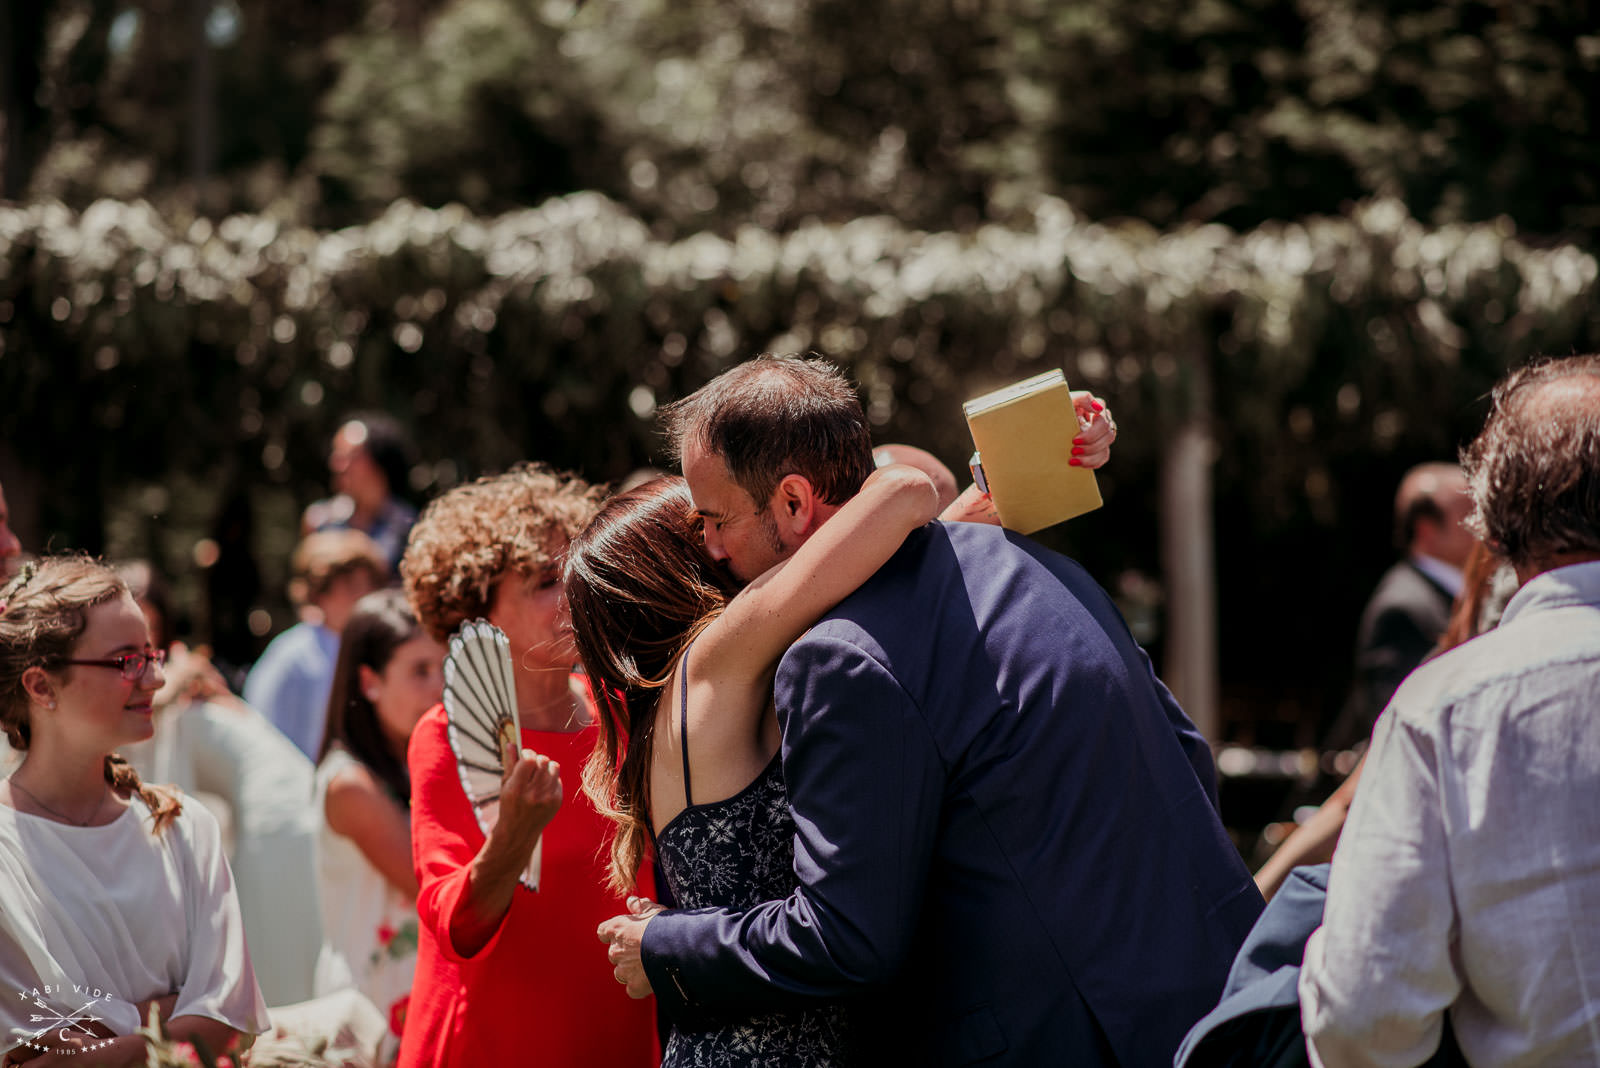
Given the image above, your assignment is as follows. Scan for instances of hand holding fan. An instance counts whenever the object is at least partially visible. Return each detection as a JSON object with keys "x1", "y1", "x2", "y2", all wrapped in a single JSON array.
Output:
[{"x1": 443, "y1": 619, "x2": 543, "y2": 890}]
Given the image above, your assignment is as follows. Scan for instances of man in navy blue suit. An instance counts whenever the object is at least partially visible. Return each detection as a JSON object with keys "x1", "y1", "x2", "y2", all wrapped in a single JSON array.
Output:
[{"x1": 599, "y1": 355, "x2": 1262, "y2": 1066}]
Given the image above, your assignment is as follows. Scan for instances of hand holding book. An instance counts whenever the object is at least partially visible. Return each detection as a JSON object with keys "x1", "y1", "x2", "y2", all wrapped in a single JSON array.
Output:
[
  {"x1": 1068, "y1": 390, "x2": 1118, "y2": 468},
  {"x1": 963, "y1": 370, "x2": 1117, "y2": 534}
]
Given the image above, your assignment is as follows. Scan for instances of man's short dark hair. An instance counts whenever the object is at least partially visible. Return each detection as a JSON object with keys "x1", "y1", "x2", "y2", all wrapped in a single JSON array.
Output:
[
  {"x1": 660, "y1": 354, "x2": 874, "y2": 507},
  {"x1": 1393, "y1": 462, "x2": 1463, "y2": 551},
  {"x1": 1463, "y1": 354, "x2": 1600, "y2": 572}
]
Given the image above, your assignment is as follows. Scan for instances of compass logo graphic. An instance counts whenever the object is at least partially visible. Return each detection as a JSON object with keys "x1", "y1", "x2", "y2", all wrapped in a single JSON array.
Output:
[{"x1": 8, "y1": 978, "x2": 120, "y2": 1057}]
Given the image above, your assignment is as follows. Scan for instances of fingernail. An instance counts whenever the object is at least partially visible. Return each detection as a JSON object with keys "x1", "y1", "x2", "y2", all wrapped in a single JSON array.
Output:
[
  {"x1": 1072, "y1": 437, "x2": 1084, "y2": 445},
  {"x1": 1069, "y1": 458, "x2": 1082, "y2": 467},
  {"x1": 1071, "y1": 446, "x2": 1084, "y2": 456},
  {"x1": 1092, "y1": 401, "x2": 1104, "y2": 411}
]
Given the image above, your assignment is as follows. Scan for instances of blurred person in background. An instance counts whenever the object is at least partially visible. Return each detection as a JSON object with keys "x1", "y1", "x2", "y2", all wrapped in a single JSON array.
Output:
[
  {"x1": 303, "y1": 415, "x2": 420, "y2": 574},
  {"x1": 1302, "y1": 355, "x2": 1600, "y2": 1066},
  {"x1": 0, "y1": 480, "x2": 21, "y2": 582},
  {"x1": 395, "y1": 465, "x2": 656, "y2": 1068},
  {"x1": 116, "y1": 560, "x2": 324, "y2": 1008},
  {"x1": 1325, "y1": 463, "x2": 1475, "y2": 750},
  {"x1": 245, "y1": 529, "x2": 386, "y2": 761},
  {"x1": 0, "y1": 479, "x2": 24, "y2": 777},
  {"x1": 0, "y1": 556, "x2": 270, "y2": 1065},
  {"x1": 312, "y1": 589, "x2": 443, "y2": 1062}
]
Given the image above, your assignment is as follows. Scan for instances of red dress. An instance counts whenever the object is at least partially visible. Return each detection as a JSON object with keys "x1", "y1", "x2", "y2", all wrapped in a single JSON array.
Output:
[{"x1": 395, "y1": 700, "x2": 658, "y2": 1068}]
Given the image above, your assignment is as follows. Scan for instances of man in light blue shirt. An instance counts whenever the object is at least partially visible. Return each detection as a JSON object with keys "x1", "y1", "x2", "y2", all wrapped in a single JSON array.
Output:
[
  {"x1": 1302, "y1": 354, "x2": 1600, "y2": 1067},
  {"x1": 244, "y1": 529, "x2": 385, "y2": 760}
]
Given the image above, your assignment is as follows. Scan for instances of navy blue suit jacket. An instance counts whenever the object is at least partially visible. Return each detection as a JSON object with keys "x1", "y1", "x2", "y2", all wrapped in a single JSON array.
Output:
[{"x1": 642, "y1": 522, "x2": 1263, "y2": 1066}]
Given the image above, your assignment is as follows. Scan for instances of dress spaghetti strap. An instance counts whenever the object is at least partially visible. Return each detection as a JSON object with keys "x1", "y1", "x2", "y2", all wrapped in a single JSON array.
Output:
[{"x1": 678, "y1": 643, "x2": 694, "y2": 808}]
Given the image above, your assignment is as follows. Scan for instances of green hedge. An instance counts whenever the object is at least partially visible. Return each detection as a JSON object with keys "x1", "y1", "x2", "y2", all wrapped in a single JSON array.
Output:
[{"x1": 4, "y1": 192, "x2": 1593, "y2": 487}]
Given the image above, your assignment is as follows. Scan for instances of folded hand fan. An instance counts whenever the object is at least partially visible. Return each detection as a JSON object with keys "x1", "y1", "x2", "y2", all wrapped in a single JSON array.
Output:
[{"x1": 443, "y1": 619, "x2": 541, "y2": 889}]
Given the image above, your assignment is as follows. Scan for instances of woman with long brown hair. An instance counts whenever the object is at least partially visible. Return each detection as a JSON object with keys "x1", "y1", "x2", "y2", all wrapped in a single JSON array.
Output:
[
  {"x1": 312, "y1": 588, "x2": 442, "y2": 1059},
  {"x1": 0, "y1": 556, "x2": 268, "y2": 1066},
  {"x1": 565, "y1": 464, "x2": 944, "y2": 1066}
]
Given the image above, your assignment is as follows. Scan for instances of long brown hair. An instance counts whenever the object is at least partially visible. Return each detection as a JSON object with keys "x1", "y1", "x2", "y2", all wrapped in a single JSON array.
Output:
[
  {"x1": 564, "y1": 477, "x2": 740, "y2": 893},
  {"x1": 0, "y1": 556, "x2": 182, "y2": 833},
  {"x1": 318, "y1": 588, "x2": 422, "y2": 805}
]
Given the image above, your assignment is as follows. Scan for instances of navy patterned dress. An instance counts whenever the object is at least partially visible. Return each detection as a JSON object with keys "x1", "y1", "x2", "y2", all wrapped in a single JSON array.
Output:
[{"x1": 653, "y1": 652, "x2": 850, "y2": 1067}]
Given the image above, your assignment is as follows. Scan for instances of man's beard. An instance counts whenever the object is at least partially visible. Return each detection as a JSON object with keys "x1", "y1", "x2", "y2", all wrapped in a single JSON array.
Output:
[{"x1": 727, "y1": 509, "x2": 788, "y2": 588}]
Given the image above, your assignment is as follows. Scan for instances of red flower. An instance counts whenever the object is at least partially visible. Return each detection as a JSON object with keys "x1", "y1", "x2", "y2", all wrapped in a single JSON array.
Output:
[
  {"x1": 376, "y1": 922, "x2": 396, "y2": 946},
  {"x1": 388, "y1": 994, "x2": 411, "y2": 1037}
]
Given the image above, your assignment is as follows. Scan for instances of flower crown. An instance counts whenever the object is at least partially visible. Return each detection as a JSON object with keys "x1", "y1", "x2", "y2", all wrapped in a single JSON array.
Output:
[{"x1": 0, "y1": 559, "x2": 38, "y2": 616}]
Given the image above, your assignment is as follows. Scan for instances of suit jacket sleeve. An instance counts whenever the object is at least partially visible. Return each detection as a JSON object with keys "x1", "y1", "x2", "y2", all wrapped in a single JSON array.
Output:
[
  {"x1": 1358, "y1": 604, "x2": 1437, "y2": 718},
  {"x1": 1133, "y1": 641, "x2": 1220, "y2": 811},
  {"x1": 641, "y1": 631, "x2": 944, "y2": 1015}
]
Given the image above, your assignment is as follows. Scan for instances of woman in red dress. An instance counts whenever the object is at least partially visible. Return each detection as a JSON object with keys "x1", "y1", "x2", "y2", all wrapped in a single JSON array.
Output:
[{"x1": 394, "y1": 465, "x2": 657, "y2": 1068}]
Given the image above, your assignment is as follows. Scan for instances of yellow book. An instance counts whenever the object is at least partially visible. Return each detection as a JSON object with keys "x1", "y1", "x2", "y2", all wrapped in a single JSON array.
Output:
[{"x1": 963, "y1": 369, "x2": 1103, "y2": 534}]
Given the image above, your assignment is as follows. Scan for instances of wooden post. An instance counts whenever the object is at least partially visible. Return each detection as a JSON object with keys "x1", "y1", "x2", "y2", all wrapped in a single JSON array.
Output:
[{"x1": 1159, "y1": 350, "x2": 1219, "y2": 742}]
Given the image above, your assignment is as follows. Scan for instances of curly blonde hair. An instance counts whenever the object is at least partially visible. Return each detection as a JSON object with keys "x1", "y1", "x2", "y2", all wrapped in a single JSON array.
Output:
[{"x1": 400, "y1": 464, "x2": 606, "y2": 643}]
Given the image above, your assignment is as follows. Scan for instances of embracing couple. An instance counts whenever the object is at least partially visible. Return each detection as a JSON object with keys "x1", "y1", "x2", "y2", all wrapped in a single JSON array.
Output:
[{"x1": 568, "y1": 355, "x2": 1262, "y2": 1067}]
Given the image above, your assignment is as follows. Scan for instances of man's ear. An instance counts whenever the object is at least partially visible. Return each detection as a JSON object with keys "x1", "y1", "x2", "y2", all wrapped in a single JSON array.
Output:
[{"x1": 771, "y1": 474, "x2": 821, "y2": 537}]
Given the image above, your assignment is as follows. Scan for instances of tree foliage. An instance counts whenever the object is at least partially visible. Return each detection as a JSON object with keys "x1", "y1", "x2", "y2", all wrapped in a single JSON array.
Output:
[{"x1": 11, "y1": 0, "x2": 1599, "y2": 243}]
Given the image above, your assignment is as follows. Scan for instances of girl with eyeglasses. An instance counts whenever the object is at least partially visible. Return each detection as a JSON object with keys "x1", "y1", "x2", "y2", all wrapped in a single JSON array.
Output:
[{"x1": 0, "y1": 556, "x2": 269, "y2": 1066}]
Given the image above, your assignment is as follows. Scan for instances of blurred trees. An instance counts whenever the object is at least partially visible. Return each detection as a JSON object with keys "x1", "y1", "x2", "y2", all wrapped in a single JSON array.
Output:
[
  {"x1": 1007, "y1": 0, "x2": 1600, "y2": 234},
  {"x1": 10, "y1": 0, "x2": 1598, "y2": 241}
]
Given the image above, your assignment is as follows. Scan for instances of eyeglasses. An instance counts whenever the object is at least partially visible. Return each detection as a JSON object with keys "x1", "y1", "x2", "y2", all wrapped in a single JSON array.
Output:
[{"x1": 60, "y1": 648, "x2": 167, "y2": 682}]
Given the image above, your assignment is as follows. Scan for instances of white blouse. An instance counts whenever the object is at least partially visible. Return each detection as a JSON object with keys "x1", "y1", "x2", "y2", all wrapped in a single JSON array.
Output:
[
  {"x1": 0, "y1": 794, "x2": 270, "y2": 1055},
  {"x1": 311, "y1": 748, "x2": 417, "y2": 1029}
]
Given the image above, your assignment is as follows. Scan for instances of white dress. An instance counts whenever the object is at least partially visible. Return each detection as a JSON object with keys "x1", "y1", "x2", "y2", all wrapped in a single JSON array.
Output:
[
  {"x1": 0, "y1": 796, "x2": 271, "y2": 1057},
  {"x1": 120, "y1": 696, "x2": 324, "y2": 1006},
  {"x1": 311, "y1": 748, "x2": 417, "y2": 1037}
]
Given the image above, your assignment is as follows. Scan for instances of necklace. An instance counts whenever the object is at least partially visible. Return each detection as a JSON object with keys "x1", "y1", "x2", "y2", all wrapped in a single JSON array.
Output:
[{"x1": 8, "y1": 778, "x2": 107, "y2": 827}]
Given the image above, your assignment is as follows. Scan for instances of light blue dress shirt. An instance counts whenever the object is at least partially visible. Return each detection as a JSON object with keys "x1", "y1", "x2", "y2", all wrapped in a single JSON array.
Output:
[
  {"x1": 1302, "y1": 560, "x2": 1600, "y2": 1067},
  {"x1": 243, "y1": 621, "x2": 340, "y2": 760}
]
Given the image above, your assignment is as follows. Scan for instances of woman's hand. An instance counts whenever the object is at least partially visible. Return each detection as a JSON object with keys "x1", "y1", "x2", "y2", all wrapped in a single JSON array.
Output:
[
  {"x1": 939, "y1": 391, "x2": 1115, "y2": 525},
  {"x1": 1070, "y1": 391, "x2": 1118, "y2": 469},
  {"x1": 939, "y1": 484, "x2": 1001, "y2": 525},
  {"x1": 625, "y1": 894, "x2": 665, "y2": 919},
  {"x1": 492, "y1": 748, "x2": 563, "y2": 861}
]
